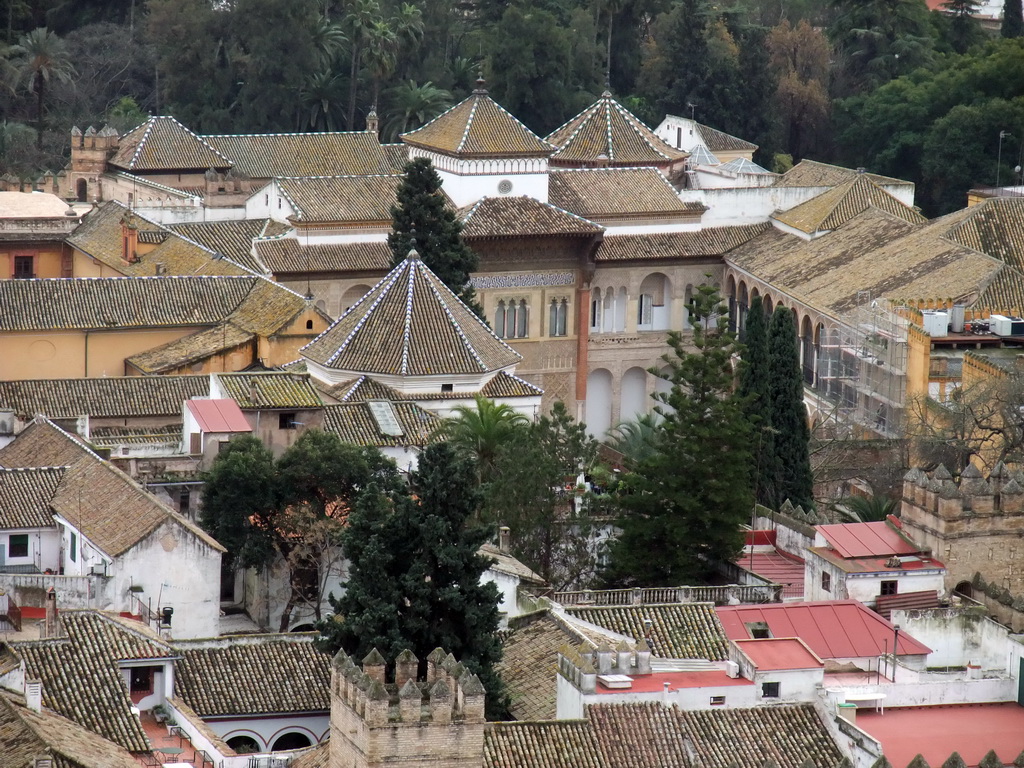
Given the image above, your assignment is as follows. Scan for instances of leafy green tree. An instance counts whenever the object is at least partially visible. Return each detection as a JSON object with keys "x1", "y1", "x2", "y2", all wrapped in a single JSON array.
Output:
[
  {"x1": 738, "y1": 296, "x2": 774, "y2": 507},
  {"x1": 943, "y1": 0, "x2": 984, "y2": 53},
  {"x1": 10, "y1": 27, "x2": 75, "y2": 148},
  {"x1": 484, "y1": 402, "x2": 600, "y2": 588},
  {"x1": 388, "y1": 157, "x2": 480, "y2": 308},
  {"x1": 437, "y1": 394, "x2": 529, "y2": 487},
  {"x1": 768, "y1": 19, "x2": 831, "y2": 159},
  {"x1": 765, "y1": 307, "x2": 814, "y2": 510},
  {"x1": 1004, "y1": 0, "x2": 1024, "y2": 38},
  {"x1": 318, "y1": 443, "x2": 507, "y2": 718},
  {"x1": 603, "y1": 283, "x2": 754, "y2": 586}
]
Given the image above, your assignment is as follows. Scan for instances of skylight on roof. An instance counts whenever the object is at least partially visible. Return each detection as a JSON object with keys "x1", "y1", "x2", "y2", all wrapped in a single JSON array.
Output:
[{"x1": 367, "y1": 400, "x2": 403, "y2": 437}]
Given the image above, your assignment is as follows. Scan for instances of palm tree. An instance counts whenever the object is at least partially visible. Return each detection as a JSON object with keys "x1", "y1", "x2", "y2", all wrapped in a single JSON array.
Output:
[
  {"x1": 607, "y1": 413, "x2": 660, "y2": 466},
  {"x1": 835, "y1": 494, "x2": 898, "y2": 523},
  {"x1": 343, "y1": 0, "x2": 381, "y2": 129},
  {"x1": 363, "y1": 19, "x2": 397, "y2": 112},
  {"x1": 300, "y1": 69, "x2": 346, "y2": 131},
  {"x1": 435, "y1": 395, "x2": 529, "y2": 485},
  {"x1": 383, "y1": 80, "x2": 451, "y2": 140},
  {"x1": 310, "y1": 16, "x2": 347, "y2": 71},
  {"x1": 10, "y1": 28, "x2": 75, "y2": 149}
]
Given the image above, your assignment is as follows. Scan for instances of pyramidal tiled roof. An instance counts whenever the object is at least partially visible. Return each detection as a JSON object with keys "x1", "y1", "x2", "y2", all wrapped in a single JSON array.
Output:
[
  {"x1": 401, "y1": 82, "x2": 554, "y2": 158},
  {"x1": 546, "y1": 91, "x2": 687, "y2": 167},
  {"x1": 109, "y1": 116, "x2": 232, "y2": 172},
  {"x1": 301, "y1": 252, "x2": 521, "y2": 376},
  {"x1": 773, "y1": 174, "x2": 925, "y2": 234}
]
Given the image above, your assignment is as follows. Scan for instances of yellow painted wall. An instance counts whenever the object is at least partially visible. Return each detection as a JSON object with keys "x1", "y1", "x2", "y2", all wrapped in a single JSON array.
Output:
[
  {"x1": 905, "y1": 323, "x2": 931, "y2": 401},
  {"x1": 4, "y1": 328, "x2": 195, "y2": 379},
  {"x1": 71, "y1": 249, "x2": 127, "y2": 277},
  {"x1": 1, "y1": 247, "x2": 66, "y2": 279}
]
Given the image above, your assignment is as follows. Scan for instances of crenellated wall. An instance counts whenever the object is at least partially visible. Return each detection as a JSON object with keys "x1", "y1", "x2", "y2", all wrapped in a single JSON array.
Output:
[
  {"x1": 329, "y1": 648, "x2": 487, "y2": 768},
  {"x1": 900, "y1": 463, "x2": 1024, "y2": 595}
]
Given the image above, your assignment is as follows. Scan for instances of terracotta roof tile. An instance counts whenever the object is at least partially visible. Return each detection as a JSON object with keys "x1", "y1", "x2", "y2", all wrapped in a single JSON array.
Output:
[
  {"x1": 595, "y1": 225, "x2": 769, "y2": 262},
  {"x1": 302, "y1": 255, "x2": 521, "y2": 376},
  {"x1": 216, "y1": 372, "x2": 323, "y2": 409},
  {"x1": 402, "y1": 90, "x2": 555, "y2": 158},
  {"x1": 484, "y1": 721, "x2": 604, "y2": 768},
  {"x1": 690, "y1": 121, "x2": 758, "y2": 153},
  {"x1": 0, "y1": 376, "x2": 208, "y2": 419},
  {"x1": 276, "y1": 175, "x2": 403, "y2": 223},
  {"x1": 547, "y1": 93, "x2": 687, "y2": 167},
  {"x1": 203, "y1": 131, "x2": 404, "y2": 178},
  {"x1": 480, "y1": 371, "x2": 544, "y2": 398},
  {"x1": 254, "y1": 237, "x2": 392, "y2": 274},
  {"x1": 0, "y1": 692, "x2": 141, "y2": 768},
  {"x1": 321, "y1": 401, "x2": 437, "y2": 447},
  {"x1": 566, "y1": 604, "x2": 728, "y2": 660},
  {"x1": 89, "y1": 424, "x2": 182, "y2": 448},
  {"x1": 125, "y1": 323, "x2": 255, "y2": 374},
  {"x1": 327, "y1": 376, "x2": 405, "y2": 403},
  {"x1": 773, "y1": 159, "x2": 911, "y2": 189},
  {"x1": 461, "y1": 197, "x2": 603, "y2": 238},
  {"x1": 290, "y1": 743, "x2": 331, "y2": 768},
  {"x1": 174, "y1": 635, "x2": 330, "y2": 716},
  {"x1": 549, "y1": 168, "x2": 703, "y2": 220},
  {"x1": 679, "y1": 704, "x2": 843, "y2": 768},
  {"x1": 497, "y1": 611, "x2": 589, "y2": 721},
  {"x1": 166, "y1": 218, "x2": 286, "y2": 274},
  {"x1": 9, "y1": 611, "x2": 175, "y2": 751},
  {"x1": 945, "y1": 197, "x2": 1024, "y2": 270},
  {"x1": 0, "y1": 467, "x2": 63, "y2": 529},
  {"x1": 773, "y1": 176, "x2": 925, "y2": 234},
  {"x1": 110, "y1": 117, "x2": 231, "y2": 172},
  {"x1": 588, "y1": 702, "x2": 692, "y2": 767}
]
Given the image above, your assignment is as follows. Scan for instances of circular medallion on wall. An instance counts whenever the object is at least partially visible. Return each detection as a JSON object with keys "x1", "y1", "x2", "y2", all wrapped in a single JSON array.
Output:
[
  {"x1": 29, "y1": 339, "x2": 56, "y2": 362},
  {"x1": 497, "y1": 179, "x2": 513, "y2": 194}
]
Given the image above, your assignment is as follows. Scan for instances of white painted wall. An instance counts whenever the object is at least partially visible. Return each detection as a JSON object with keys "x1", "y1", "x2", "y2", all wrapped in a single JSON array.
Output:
[
  {"x1": 889, "y1": 607, "x2": 1011, "y2": 671},
  {"x1": 211, "y1": 713, "x2": 329, "y2": 753},
  {"x1": 0, "y1": 528, "x2": 60, "y2": 572},
  {"x1": 245, "y1": 181, "x2": 296, "y2": 223}
]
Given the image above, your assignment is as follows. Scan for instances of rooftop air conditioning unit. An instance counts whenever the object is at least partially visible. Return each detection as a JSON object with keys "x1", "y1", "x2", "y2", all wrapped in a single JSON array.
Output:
[
  {"x1": 725, "y1": 660, "x2": 740, "y2": 679},
  {"x1": 921, "y1": 311, "x2": 948, "y2": 338},
  {"x1": 991, "y1": 315, "x2": 1024, "y2": 336}
]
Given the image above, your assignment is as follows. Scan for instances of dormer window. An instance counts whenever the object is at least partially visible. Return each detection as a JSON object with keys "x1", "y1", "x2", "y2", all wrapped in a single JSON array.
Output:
[{"x1": 745, "y1": 621, "x2": 771, "y2": 639}]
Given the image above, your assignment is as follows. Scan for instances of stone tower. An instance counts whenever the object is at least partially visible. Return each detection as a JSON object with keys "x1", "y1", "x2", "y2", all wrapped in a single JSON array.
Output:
[
  {"x1": 900, "y1": 463, "x2": 1024, "y2": 593},
  {"x1": 329, "y1": 647, "x2": 486, "y2": 768},
  {"x1": 68, "y1": 124, "x2": 118, "y2": 202}
]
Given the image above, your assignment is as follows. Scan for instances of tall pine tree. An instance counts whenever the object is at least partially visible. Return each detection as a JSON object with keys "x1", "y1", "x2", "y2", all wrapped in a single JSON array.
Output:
[
  {"x1": 388, "y1": 157, "x2": 481, "y2": 311},
  {"x1": 603, "y1": 283, "x2": 754, "y2": 586},
  {"x1": 764, "y1": 307, "x2": 814, "y2": 510},
  {"x1": 1003, "y1": 0, "x2": 1024, "y2": 38}
]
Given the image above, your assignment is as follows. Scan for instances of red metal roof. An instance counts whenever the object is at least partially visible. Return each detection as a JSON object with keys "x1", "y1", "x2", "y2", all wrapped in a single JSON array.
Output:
[
  {"x1": 715, "y1": 600, "x2": 931, "y2": 659},
  {"x1": 816, "y1": 521, "x2": 922, "y2": 559},
  {"x1": 735, "y1": 549, "x2": 805, "y2": 599},
  {"x1": 734, "y1": 638, "x2": 823, "y2": 671},
  {"x1": 857, "y1": 703, "x2": 1024, "y2": 768},
  {"x1": 809, "y1": 547, "x2": 944, "y2": 574},
  {"x1": 186, "y1": 399, "x2": 252, "y2": 433}
]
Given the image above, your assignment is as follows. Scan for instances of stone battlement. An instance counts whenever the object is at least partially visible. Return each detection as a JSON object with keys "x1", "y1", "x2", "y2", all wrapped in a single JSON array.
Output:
[
  {"x1": 902, "y1": 463, "x2": 1024, "y2": 521},
  {"x1": 558, "y1": 638, "x2": 652, "y2": 693}
]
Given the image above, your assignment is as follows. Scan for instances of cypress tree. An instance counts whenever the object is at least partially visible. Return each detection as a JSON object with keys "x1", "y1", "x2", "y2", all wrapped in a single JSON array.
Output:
[
  {"x1": 388, "y1": 157, "x2": 481, "y2": 311},
  {"x1": 1004, "y1": 0, "x2": 1024, "y2": 37},
  {"x1": 765, "y1": 307, "x2": 814, "y2": 510},
  {"x1": 738, "y1": 296, "x2": 774, "y2": 508},
  {"x1": 603, "y1": 283, "x2": 754, "y2": 586}
]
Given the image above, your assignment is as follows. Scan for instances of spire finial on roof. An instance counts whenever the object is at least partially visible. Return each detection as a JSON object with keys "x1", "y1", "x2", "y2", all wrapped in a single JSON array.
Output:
[
  {"x1": 473, "y1": 72, "x2": 487, "y2": 94},
  {"x1": 407, "y1": 227, "x2": 419, "y2": 260}
]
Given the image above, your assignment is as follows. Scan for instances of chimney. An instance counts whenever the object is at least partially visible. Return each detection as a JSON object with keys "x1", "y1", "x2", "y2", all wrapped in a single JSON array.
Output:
[
  {"x1": 498, "y1": 526, "x2": 511, "y2": 553},
  {"x1": 120, "y1": 214, "x2": 138, "y2": 263},
  {"x1": 42, "y1": 588, "x2": 58, "y2": 639},
  {"x1": 154, "y1": 262, "x2": 166, "y2": 276},
  {"x1": 25, "y1": 680, "x2": 42, "y2": 713}
]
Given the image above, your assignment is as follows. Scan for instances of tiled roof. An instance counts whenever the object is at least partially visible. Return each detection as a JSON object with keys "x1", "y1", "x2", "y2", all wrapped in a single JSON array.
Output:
[
  {"x1": 203, "y1": 131, "x2": 404, "y2": 177},
  {"x1": 289, "y1": 743, "x2": 330, "y2": 768},
  {"x1": 461, "y1": 196, "x2": 603, "y2": 238},
  {"x1": 216, "y1": 372, "x2": 323, "y2": 408},
  {"x1": 727, "y1": 207, "x2": 1006, "y2": 315},
  {"x1": 480, "y1": 371, "x2": 544, "y2": 398},
  {"x1": 678, "y1": 704, "x2": 844, "y2": 768},
  {"x1": 692, "y1": 122, "x2": 758, "y2": 153},
  {"x1": 0, "y1": 420, "x2": 224, "y2": 557},
  {"x1": 254, "y1": 236, "x2": 392, "y2": 274},
  {"x1": 166, "y1": 218, "x2": 288, "y2": 274},
  {"x1": 89, "y1": 425, "x2": 182, "y2": 448},
  {"x1": 276, "y1": 175, "x2": 403, "y2": 223},
  {"x1": 0, "y1": 375, "x2": 208, "y2": 419},
  {"x1": 497, "y1": 611, "x2": 589, "y2": 721},
  {"x1": 588, "y1": 703, "x2": 692, "y2": 767},
  {"x1": 481, "y1": 543, "x2": 545, "y2": 583},
  {"x1": 174, "y1": 635, "x2": 330, "y2": 717},
  {"x1": 549, "y1": 168, "x2": 703, "y2": 220},
  {"x1": 773, "y1": 176, "x2": 925, "y2": 234},
  {"x1": 484, "y1": 721, "x2": 604, "y2": 768},
  {"x1": 0, "y1": 692, "x2": 141, "y2": 768},
  {"x1": 565, "y1": 603, "x2": 728, "y2": 660},
  {"x1": 716, "y1": 600, "x2": 931, "y2": 658},
  {"x1": 124, "y1": 323, "x2": 255, "y2": 374},
  {"x1": 327, "y1": 375, "x2": 404, "y2": 403},
  {"x1": 595, "y1": 224, "x2": 769, "y2": 261},
  {"x1": 302, "y1": 253, "x2": 521, "y2": 376},
  {"x1": 546, "y1": 92, "x2": 688, "y2": 167},
  {"x1": 0, "y1": 275, "x2": 303, "y2": 332},
  {"x1": 944, "y1": 197, "x2": 1024, "y2": 270},
  {"x1": 68, "y1": 203, "x2": 254, "y2": 278},
  {"x1": 773, "y1": 159, "x2": 912, "y2": 189},
  {"x1": 321, "y1": 401, "x2": 438, "y2": 447},
  {"x1": 110, "y1": 116, "x2": 231, "y2": 171},
  {"x1": 402, "y1": 87, "x2": 555, "y2": 158},
  {"x1": 10, "y1": 611, "x2": 174, "y2": 752},
  {"x1": 0, "y1": 467, "x2": 63, "y2": 529}
]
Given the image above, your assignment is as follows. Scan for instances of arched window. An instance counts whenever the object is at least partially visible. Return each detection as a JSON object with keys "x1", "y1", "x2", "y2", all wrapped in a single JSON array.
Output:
[
  {"x1": 495, "y1": 301, "x2": 506, "y2": 335},
  {"x1": 516, "y1": 299, "x2": 528, "y2": 338},
  {"x1": 496, "y1": 300, "x2": 529, "y2": 339},
  {"x1": 76, "y1": 178, "x2": 88, "y2": 202},
  {"x1": 590, "y1": 289, "x2": 602, "y2": 331},
  {"x1": 549, "y1": 298, "x2": 568, "y2": 337}
]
